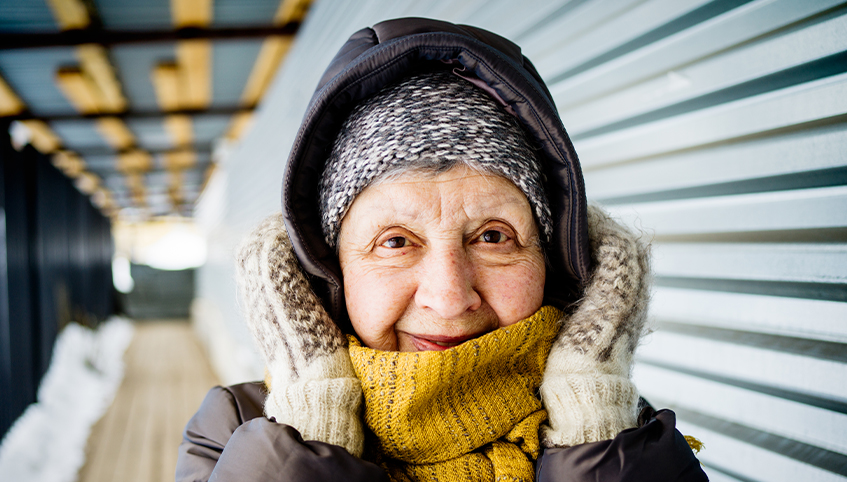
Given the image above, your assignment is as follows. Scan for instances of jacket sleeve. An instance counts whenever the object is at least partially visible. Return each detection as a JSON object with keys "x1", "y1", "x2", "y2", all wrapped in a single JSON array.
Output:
[
  {"x1": 176, "y1": 385, "x2": 388, "y2": 482},
  {"x1": 536, "y1": 409, "x2": 708, "y2": 482}
]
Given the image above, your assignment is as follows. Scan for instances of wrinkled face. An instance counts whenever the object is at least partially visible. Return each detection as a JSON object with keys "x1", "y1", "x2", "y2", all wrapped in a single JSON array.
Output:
[{"x1": 337, "y1": 165, "x2": 546, "y2": 352}]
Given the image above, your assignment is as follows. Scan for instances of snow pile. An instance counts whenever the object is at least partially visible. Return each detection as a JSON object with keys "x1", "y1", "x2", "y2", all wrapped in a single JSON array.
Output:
[{"x1": 0, "y1": 317, "x2": 134, "y2": 482}]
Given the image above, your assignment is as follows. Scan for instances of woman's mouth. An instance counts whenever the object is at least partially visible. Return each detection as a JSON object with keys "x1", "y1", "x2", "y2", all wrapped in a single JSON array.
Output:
[{"x1": 406, "y1": 333, "x2": 483, "y2": 352}]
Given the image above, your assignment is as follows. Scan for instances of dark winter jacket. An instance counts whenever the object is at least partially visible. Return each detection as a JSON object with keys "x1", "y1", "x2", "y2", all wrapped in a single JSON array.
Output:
[
  {"x1": 176, "y1": 383, "x2": 705, "y2": 481},
  {"x1": 175, "y1": 17, "x2": 708, "y2": 482}
]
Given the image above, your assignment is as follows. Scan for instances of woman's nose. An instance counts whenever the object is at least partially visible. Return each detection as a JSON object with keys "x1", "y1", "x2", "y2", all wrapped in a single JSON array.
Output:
[{"x1": 414, "y1": 247, "x2": 482, "y2": 319}]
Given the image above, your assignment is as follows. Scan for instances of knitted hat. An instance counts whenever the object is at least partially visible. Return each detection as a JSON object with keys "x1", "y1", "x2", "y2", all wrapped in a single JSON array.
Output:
[{"x1": 318, "y1": 71, "x2": 552, "y2": 248}]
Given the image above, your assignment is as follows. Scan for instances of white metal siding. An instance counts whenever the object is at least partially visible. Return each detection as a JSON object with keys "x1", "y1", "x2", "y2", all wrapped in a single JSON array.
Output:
[{"x1": 196, "y1": 1, "x2": 847, "y2": 479}]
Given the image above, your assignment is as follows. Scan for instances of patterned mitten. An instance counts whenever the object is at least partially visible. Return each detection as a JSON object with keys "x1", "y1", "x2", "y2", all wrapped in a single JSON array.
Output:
[
  {"x1": 540, "y1": 206, "x2": 650, "y2": 448},
  {"x1": 235, "y1": 214, "x2": 364, "y2": 456}
]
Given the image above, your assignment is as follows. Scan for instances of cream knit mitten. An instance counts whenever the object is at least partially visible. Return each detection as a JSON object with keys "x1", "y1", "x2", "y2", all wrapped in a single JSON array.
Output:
[
  {"x1": 540, "y1": 206, "x2": 650, "y2": 448},
  {"x1": 235, "y1": 214, "x2": 364, "y2": 456}
]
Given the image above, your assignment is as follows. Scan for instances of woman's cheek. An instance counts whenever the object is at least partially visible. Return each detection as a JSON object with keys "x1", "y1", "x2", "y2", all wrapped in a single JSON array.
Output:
[
  {"x1": 484, "y1": 260, "x2": 545, "y2": 327},
  {"x1": 345, "y1": 264, "x2": 411, "y2": 350}
]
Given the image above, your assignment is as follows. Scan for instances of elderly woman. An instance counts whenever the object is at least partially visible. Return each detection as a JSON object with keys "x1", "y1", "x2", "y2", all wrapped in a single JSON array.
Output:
[{"x1": 176, "y1": 18, "x2": 706, "y2": 482}]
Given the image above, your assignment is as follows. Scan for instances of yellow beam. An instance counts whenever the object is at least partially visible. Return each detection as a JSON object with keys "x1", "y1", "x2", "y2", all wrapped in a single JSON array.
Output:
[
  {"x1": 151, "y1": 63, "x2": 181, "y2": 111},
  {"x1": 76, "y1": 44, "x2": 127, "y2": 113},
  {"x1": 152, "y1": 64, "x2": 195, "y2": 149},
  {"x1": 20, "y1": 120, "x2": 62, "y2": 153},
  {"x1": 126, "y1": 172, "x2": 147, "y2": 207},
  {"x1": 168, "y1": 170, "x2": 184, "y2": 208},
  {"x1": 164, "y1": 0, "x2": 211, "y2": 212},
  {"x1": 177, "y1": 40, "x2": 211, "y2": 109},
  {"x1": 168, "y1": 169, "x2": 184, "y2": 187},
  {"x1": 126, "y1": 172, "x2": 145, "y2": 188},
  {"x1": 171, "y1": 0, "x2": 212, "y2": 28},
  {"x1": 130, "y1": 189, "x2": 147, "y2": 207},
  {"x1": 164, "y1": 150, "x2": 196, "y2": 171},
  {"x1": 0, "y1": 75, "x2": 25, "y2": 116},
  {"x1": 163, "y1": 151, "x2": 195, "y2": 212},
  {"x1": 274, "y1": 0, "x2": 311, "y2": 25},
  {"x1": 92, "y1": 187, "x2": 117, "y2": 212},
  {"x1": 240, "y1": 36, "x2": 291, "y2": 107},
  {"x1": 46, "y1": 0, "x2": 90, "y2": 30},
  {"x1": 74, "y1": 171, "x2": 100, "y2": 195},
  {"x1": 117, "y1": 150, "x2": 153, "y2": 173},
  {"x1": 56, "y1": 67, "x2": 100, "y2": 114},
  {"x1": 96, "y1": 117, "x2": 135, "y2": 150},
  {"x1": 164, "y1": 115, "x2": 193, "y2": 147},
  {"x1": 52, "y1": 150, "x2": 86, "y2": 177},
  {"x1": 130, "y1": 190, "x2": 146, "y2": 207}
]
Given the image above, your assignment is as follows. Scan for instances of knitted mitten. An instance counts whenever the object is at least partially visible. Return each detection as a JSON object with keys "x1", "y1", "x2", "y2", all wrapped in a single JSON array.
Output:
[
  {"x1": 235, "y1": 214, "x2": 364, "y2": 456},
  {"x1": 540, "y1": 206, "x2": 650, "y2": 448}
]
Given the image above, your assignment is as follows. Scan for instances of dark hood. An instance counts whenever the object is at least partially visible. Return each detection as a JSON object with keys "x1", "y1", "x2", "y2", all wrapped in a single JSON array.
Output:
[{"x1": 281, "y1": 17, "x2": 591, "y2": 332}]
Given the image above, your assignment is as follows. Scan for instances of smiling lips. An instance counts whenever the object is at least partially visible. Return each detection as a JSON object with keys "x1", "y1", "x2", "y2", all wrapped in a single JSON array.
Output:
[{"x1": 407, "y1": 332, "x2": 485, "y2": 351}]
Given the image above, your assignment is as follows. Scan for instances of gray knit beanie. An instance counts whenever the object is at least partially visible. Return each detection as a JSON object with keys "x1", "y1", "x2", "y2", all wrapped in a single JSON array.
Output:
[{"x1": 318, "y1": 71, "x2": 551, "y2": 248}]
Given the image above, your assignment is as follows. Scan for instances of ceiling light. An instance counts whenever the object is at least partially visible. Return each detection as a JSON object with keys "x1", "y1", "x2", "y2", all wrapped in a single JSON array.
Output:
[
  {"x1": 55, "y1": 67, "x2": 100, "y2": 114},
  {"x1": 164, "y1": 115, "x2": 193, "y2": 148},
  {"x1": 0, "y1": 75, "x2": 25, "y2": 116},
  {"x1": 45, "y1": 0, "x2": 90, "y2": 30},
  {"x1": 117, "y1": 150, "x2": 152, "y2": 173},
  {"x1": 177, "y1": 40, "x2": 211, "y2": 109},
  {"x1": 76, "y1": 44, "x2": 127, "y2": 113},
  {"x1": 171, "y1": 0, "x2": 212, "y2": 28},
  {"x1": 151, "y1": 63, "x2": 181, "y2": 111},
  {"x1": 96, "y1": 117, "x2": 135, "y2": 150},
  {"x1": 74, "y1": 171, "x2": 100, "y2": 195},
  {"x1": 52, "y1": 150, "x2": 86, "y2": 177}
]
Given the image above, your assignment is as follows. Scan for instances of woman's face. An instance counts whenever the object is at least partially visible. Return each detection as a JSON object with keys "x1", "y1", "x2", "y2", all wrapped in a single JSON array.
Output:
[{"x1": 338, "y1": 165, "x2": 546, "y2": 352}]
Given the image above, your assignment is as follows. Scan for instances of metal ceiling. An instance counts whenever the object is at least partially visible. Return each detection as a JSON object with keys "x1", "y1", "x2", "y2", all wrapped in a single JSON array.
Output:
[{"x1": 0, "y1": 0, "x2": 310, "y2": 220}]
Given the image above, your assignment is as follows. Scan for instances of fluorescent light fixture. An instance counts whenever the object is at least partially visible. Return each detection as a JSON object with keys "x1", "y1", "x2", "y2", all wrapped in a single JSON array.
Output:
[{"x1": 136, "y1": 225, "x2": 207, "y2": 270}]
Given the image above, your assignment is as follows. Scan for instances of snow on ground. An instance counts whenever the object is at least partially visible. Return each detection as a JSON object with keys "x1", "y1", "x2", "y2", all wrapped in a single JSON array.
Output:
[{"x1": 0, "y1": 317, "x2": 134, "y2": 482}]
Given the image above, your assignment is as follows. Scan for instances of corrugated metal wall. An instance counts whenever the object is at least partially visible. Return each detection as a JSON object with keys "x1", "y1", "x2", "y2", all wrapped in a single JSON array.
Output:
[{"x1": 195, "y1": 1, "x2": 847, "y2": 479}]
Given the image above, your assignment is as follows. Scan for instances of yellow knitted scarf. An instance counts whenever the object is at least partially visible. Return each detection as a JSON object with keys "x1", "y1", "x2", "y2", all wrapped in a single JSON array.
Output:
[{"x1": 348, "y1": 306, "x2": 562, "y2": 482}]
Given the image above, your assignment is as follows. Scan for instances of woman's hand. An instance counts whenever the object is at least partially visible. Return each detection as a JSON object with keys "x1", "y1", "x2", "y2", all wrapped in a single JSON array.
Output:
[
  {"x1": 235, "y1": 214, "x2": 364, "y2": 456},
  {"x1": 540, "y1": 206, "x2": 650, "y2": 448}
]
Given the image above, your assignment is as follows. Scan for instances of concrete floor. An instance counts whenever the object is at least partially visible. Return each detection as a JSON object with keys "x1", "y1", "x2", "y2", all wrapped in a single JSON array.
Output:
[{"x1": 77, "y1": 321, "x2": 219, "y2": 482}]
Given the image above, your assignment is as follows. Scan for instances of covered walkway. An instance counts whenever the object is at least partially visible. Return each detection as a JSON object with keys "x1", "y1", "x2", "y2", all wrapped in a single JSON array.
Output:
[{"x1": 77, "y1": 321, "x2": 219, "y2": 482}]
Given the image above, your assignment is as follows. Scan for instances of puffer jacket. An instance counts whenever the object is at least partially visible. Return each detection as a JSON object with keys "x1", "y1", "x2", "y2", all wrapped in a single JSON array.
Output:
[
  {"x1": 176, "y1": 384, "x2": 702, "y2": 481},
  {"x1": 175, "y1": 17, "x2": 708, "y2": 482}
]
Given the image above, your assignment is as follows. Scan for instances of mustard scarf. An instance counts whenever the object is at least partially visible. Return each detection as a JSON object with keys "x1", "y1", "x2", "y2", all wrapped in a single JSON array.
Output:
[{"x1": 348, "y1": 306, "x2": 562, "y2": 482}]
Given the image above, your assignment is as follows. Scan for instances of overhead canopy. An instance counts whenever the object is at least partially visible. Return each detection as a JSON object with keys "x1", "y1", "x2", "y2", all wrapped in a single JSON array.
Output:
[{"x1": 0, "y1": 0, "x2": 312, "y2": 219}]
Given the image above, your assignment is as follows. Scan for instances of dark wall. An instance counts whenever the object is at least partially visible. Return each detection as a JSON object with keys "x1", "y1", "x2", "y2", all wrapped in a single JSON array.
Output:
[
  {"x1": 0, "y1": 129, "x2": 114, "y2": 439},
  {"x1": 122, "y1": 264, "x2": 195, "y2": 319}
]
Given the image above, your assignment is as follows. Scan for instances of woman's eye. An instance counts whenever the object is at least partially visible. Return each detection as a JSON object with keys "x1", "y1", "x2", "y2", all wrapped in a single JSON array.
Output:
[
  {"x1": 480, "y1": 230, "x2": 507, "y2": 243},
  {"x1": 381, "y1": 236, "x2": 408, "y2": 248}
]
